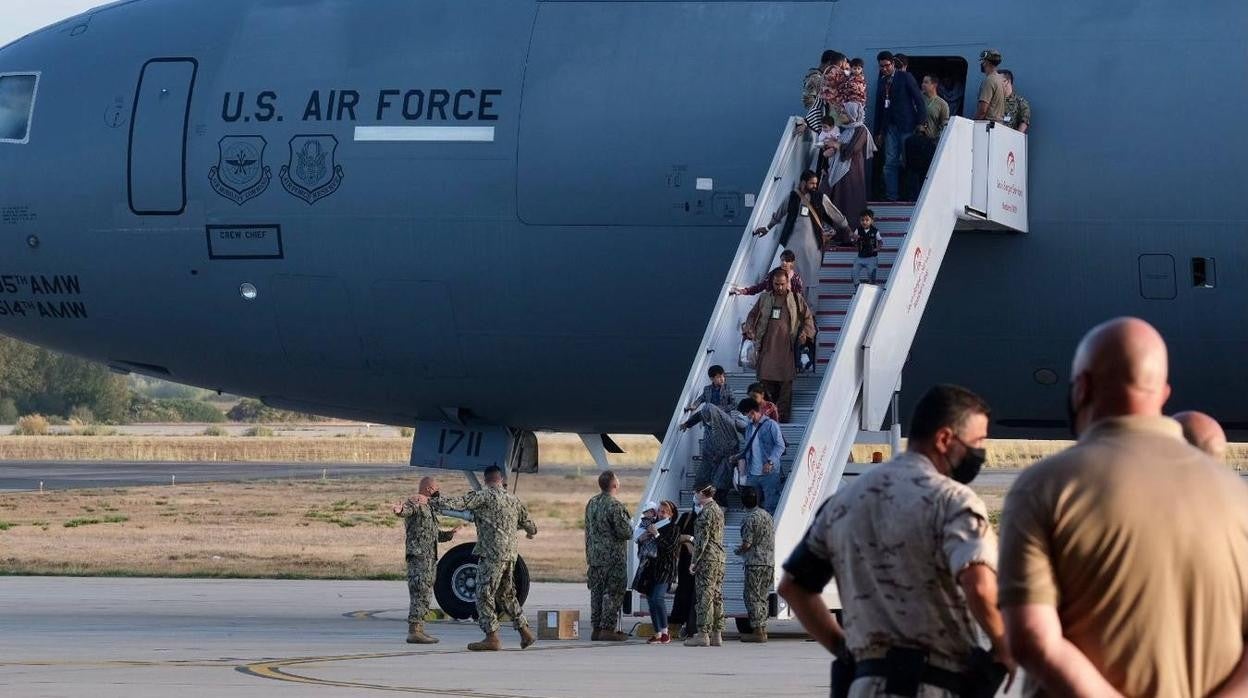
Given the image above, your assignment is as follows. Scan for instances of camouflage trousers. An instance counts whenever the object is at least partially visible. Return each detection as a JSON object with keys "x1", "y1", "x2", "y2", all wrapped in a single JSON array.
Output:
[
  {"x1": 743, "y1": 565, "x2": 771, "y2": 631},
  {"x1": 477, "y1": 557, "x2": 528, "y2": 634},
  {"x1": 587, "y1": 564, "x2": 627, "y2": 630},
  {"x1": 406, "y1": 558, "x2": 436, "y2": 623},
  {"x1": 694, "y1": 559, "x2": 725, "y2": 632}
]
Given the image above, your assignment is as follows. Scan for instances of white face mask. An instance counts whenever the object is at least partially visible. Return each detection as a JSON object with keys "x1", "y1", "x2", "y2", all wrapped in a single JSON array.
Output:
[
  {"x1": 843, "y1": 69, "x2": 851, "y2": 77},
  {"x1": 693, "y1": 501, "x2": 704, "y2": 514}
]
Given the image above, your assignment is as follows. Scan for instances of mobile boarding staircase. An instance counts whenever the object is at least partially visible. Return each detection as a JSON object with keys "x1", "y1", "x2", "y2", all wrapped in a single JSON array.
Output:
[{"x1": 629, "y1": 116, "x2": 1028, "y2": 628}]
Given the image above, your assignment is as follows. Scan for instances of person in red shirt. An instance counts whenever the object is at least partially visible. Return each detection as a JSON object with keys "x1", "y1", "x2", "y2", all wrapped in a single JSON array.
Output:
[{"x1": 748, "y1": 382, "x2": 781, "y2": 423}]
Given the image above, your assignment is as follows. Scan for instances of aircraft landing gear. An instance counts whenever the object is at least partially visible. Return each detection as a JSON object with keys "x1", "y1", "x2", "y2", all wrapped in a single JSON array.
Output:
[{"x1": 433, "y1": 543, "x2": 531, "y2": 620}]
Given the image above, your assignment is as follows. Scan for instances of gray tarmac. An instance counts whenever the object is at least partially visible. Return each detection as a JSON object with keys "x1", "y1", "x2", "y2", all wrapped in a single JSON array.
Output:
[
  {"x1": 0, "y1": 461, "x2": 1036, "y2": 494},
  {"x1": 0, "y1": 577, "x2": 834, "y2": 697},
  {"x1": 0, "y1": 461, "x2": 410, "y2": 492}
]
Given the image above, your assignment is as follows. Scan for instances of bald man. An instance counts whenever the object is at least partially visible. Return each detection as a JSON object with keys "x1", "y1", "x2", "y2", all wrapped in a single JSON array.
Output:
[
  {"x1": 1173, "y1": 410, "x2": 1229, "y2": 461},
  {"x1": 998, "y1": 318, "x2": 1248, "y2": 697},
  {"x1": 393, "y1": 476, "x2": 456, "y2": 643}
]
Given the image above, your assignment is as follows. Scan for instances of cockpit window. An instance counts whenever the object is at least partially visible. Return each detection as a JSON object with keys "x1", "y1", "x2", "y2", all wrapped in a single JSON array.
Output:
[{"x1": 0, "y1": 73, "x2": 39, "y2": 144}]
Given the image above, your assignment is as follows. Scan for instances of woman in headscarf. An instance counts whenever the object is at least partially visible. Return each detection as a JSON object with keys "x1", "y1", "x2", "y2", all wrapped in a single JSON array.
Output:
[
  {"x1": 829, "y1": 102, "x2": 876, "y2": 236},
  {"x1": 690, "y1": 402, "x2": 744, "y2": 497}
]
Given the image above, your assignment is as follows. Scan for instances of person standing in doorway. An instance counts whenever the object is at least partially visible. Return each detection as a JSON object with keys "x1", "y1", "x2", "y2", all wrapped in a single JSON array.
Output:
[
  {"x1": 1000, "y1": 69, "x2": 1031, "y2": 133},
  {"x1": 873, "y1": 51, "x2": 924, "y2": 201},
  {"x1": 974, "y1": 49, "x2": 1007, "y2": 122}
]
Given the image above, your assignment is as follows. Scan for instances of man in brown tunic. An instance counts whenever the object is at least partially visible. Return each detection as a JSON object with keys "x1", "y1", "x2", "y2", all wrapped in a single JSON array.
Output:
[{"x1": 743, "y1": 268, "x2": 814, "y2": 422}]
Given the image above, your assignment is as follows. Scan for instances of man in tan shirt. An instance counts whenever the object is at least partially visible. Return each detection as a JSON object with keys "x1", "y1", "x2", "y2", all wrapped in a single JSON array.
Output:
[
  {"x1": 1173, "y1": 409, "x2": 1228, "y2": 461},
  {"x1": 974, "y1": 49, "x2": 1006, "y2": 122},
  {"x1": 999, "y1": 317, "x2": 1248, "y2": 697}
]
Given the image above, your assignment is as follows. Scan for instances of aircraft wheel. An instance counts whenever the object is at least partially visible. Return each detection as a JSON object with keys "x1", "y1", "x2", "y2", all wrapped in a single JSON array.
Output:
[{"x1": 434, "y1": 543, "x2": 532, "y2": 620}]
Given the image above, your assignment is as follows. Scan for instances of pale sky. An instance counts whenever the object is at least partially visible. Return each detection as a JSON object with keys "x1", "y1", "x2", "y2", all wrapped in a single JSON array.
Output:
[{"x1": 2, "y1": 0, "x2": 112, "y2": 48}]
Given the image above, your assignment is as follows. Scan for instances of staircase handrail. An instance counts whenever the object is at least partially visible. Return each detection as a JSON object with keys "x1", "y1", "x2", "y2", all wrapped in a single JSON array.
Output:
[{"x1": 636, "y1": 117, "x2": 817, "y2": 516}]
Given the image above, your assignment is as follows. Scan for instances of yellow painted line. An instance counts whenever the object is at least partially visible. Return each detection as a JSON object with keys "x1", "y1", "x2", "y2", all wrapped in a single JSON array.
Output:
[{"x1": 239, "y1": 644, "x2": 619, "y2": 696}]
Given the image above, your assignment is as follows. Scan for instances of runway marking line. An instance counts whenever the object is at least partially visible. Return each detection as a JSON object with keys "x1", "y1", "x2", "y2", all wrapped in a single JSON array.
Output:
[{"x1": 239, "y1": 643, "x2": 617, "y2": 697}]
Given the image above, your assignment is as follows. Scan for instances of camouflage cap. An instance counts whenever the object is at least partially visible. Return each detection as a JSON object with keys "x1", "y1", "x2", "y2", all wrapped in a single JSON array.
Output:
[{"x1": 979, "y1": 48, "x2": 1003, "y2": 64}]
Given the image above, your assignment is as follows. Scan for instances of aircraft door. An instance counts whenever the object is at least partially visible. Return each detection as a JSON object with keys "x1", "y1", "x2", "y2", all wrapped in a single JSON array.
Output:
[{"x1": 128, "y1": 58, "x2": 198, "y2": 215}]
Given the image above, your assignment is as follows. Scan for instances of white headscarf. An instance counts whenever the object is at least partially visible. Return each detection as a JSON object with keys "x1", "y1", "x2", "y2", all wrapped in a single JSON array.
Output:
[{"x1": 824, "y1": 102, "x2": 874, "y2": 190}]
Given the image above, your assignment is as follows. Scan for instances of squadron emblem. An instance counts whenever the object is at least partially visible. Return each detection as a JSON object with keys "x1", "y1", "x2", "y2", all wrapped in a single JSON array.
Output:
[
  {"x1": 209, "y1": 136, "x2": 271, "y2": 205},
  {"x1": 279, "y1": 135, "x2": 344, "y2": 205}
]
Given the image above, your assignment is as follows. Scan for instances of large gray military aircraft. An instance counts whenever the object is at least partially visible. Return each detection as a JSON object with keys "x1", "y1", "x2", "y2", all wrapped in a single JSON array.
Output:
[
  {"x1": 0, "y1": 0, "x2": 1244, "y2": 442},
  {"x1": 1, "y1": 0, "x2": 1244, "y2": 620}
]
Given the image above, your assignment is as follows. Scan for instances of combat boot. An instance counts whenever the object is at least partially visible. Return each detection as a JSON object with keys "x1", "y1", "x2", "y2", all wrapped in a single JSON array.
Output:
[
  {"x1": 591, "y1": 628, "x2": 602, "y2": 641},
  {"x1": 467, "y1": 631, "x2": 502, "y2": 652},
  {"x1": 405, "y1": 622, "x2": 439, "y2": 644},
  {"x1": 595, "y1": 629, "x2": 629, "y2": 642},
  {"x1": 518, "y1": 625, "x2": 537, "y2": 649},
  {"x1": 740, "y1": 629, "x2": 768, "y2": 643},
  {"x1": 683, "y1": 632, "x2": 710, "y2": 647},
  {"x1": 710, "y1": 631, "x2": 723, "y2": 646}
]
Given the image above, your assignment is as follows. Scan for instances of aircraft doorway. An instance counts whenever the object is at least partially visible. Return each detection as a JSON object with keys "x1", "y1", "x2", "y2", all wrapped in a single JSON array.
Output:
[
  {"x1": 128, "y1": 58, "x2": 198, "y2": 215},
  {"x1": 906, "y1": 56, "x2": 969, "y2": 117}
]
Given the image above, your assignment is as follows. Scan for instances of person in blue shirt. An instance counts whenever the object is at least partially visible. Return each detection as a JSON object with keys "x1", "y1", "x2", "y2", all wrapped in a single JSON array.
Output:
[
  {"x1": 734, "y1": 397, "x2": 786, "y2": 515},
  {"x1": 873, "y1": 50, "x2": 925, "y2": 202}
]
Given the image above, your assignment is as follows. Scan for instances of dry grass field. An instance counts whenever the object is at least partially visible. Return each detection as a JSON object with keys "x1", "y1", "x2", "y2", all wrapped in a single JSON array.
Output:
[
  {"x1": 0, "y1": 431, "x2": 1243, "y2": 582},
  {"x1": 0, "y1": 434, "x2": 662, "y2": 465},
  {"x1": 0, "y1": 467, "x2": 649, "y2": 583}
]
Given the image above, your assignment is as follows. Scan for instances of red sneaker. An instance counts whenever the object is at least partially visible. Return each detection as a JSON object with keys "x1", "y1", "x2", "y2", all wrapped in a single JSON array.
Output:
[
  {"x1": 647, "y1": 634, "x2": 663, "y2": 644},
  {"x1": 658, "y1": 632, "x2": 671, "y2": 645}
]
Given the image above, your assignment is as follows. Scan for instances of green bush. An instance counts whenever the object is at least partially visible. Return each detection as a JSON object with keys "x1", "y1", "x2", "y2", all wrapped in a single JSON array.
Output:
[
  {"x1": 12, "y1": 414, "x2": 50, "y2": 436},
  {"x1": 0, "y1": 398, "x2": 18, "y2": 425},
  {"x1": 129, "y1": 396, "x2": 225, "y2": 423},
  {"x1": 227, "y1": 398, "x2": 326, "y2": 423},
  {"x1": 399, "y1": 426, "x2": 414, "y2": 438},
  {"x1": 202, "y1": 425, "x2": 228, "y2": 437},
  {"x1": 244, "y1": 426, "x2": 274, "y2": 437}
]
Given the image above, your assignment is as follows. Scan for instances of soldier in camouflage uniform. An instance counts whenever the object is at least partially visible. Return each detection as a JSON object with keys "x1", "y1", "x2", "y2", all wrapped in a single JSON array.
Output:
[
  {"x1": 734, "y1": 487, "x2": 775, "y2": 643},
  {"x1": 1001, "y1": 69, "x2": 1031, "y2": 134},
  {"x1": 584, "y1": 470, "x2": 634, "y2": 641},
  {"x1": 392, "y1": 476, "x2": 456, "y2": 644},
  {"x1": 780, "y1": 385, "x2": 1015, "y2": 697},
  {"x1": 416, "y1": 465, "x2": 538, "y2": 652},
  {"x1": 684, "y1": 484, "x2": 726, "y2": 647}
]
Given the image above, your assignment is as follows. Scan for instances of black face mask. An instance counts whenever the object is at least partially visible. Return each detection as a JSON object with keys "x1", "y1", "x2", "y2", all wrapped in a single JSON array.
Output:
[
  {"x1": 428, "y1": 490, "x2": 440, "y2": 499},
  {"x1": 951, "y1": 438, "x2": 987, "y2": 484}
]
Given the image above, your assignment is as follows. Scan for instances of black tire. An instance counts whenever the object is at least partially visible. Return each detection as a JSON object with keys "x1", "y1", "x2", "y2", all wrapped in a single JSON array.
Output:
[
  {"x1": 735, "y1": 617, "x2": 753, "y2": 634},
  {"x1": 434, "y1": 543, "x2": 532, "y2": 621}
]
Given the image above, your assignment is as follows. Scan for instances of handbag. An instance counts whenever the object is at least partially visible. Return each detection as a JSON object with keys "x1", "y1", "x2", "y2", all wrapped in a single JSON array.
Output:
[
  {"x1": 739, "y1": 337, "x2": 757, "y2": 369},
  {"x1": 631, "y1": 559, "x2": 653, "y2": 595}
]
